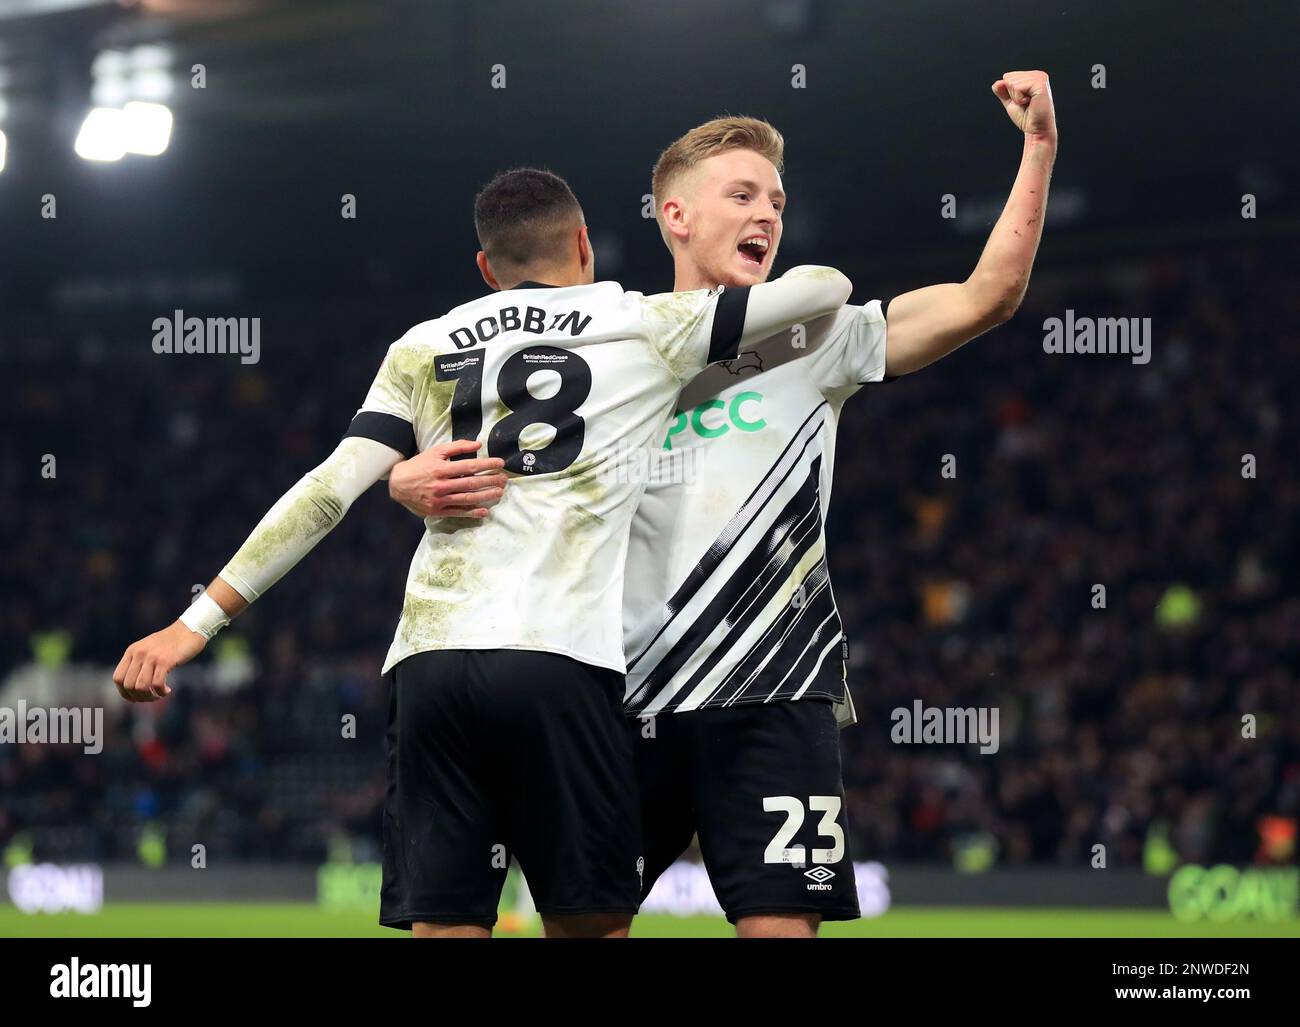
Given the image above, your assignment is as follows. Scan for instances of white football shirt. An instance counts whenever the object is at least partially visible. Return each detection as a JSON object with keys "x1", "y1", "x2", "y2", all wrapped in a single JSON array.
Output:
[
  {"x1": 343, "y1": 270, "x2": 852, "y2": 675},
  {"x1": 622, "y1": 301, "x2": 889, "y2": 723}
]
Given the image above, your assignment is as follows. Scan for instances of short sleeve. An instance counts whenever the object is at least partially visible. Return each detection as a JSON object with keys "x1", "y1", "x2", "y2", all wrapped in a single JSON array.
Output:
[
  {"x1": 342, "y1": 339, "x2": 420, "y2": 457},
  {"x1": 801, "y1": 300, "x2": 889, "y2": 396}
]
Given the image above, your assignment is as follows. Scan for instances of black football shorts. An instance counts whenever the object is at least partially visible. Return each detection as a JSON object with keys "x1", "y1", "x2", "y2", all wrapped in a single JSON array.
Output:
[
  {"x1": 630, "y1": 697, "x2": 859, "y2": 924},
  {"x1": 379, "y1": 648, "x2": 643, "y2": 929}
]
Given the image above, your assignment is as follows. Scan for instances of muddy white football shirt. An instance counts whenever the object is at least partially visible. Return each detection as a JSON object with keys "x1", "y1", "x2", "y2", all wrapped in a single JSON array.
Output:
[
  {"x1": 339, "y1": 269, "x2": 851, "y2": 674},
  {"x1": 622, "y1": 300, "x2": 888, "y2": 721}
]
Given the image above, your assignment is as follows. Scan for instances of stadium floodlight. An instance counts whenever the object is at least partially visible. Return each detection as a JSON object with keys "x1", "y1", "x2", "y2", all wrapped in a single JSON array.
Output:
[
  {"x1": 91, "y1": 75, "x2": 130, "y2": 107},
  {"x1": 131, "y1": 68, "x2": 173, "y2": 102},
  {"x1": 74, "y1": 107, "x2": 126, "y2": 161},
  {"x1": 91, "y1": 50, "x2": 129, "y2": 78},
  {"x1": 0, "y1": 130, "x2": 6, "y2": 173},
  {"x1": 129, "y1": 44, "x2": 173, "y2": 102},
  {"x1": 130, "y1": 44, "x2": 172, "y2": 70},
  {"x1": 91, "y1": 49, "x2": 129, "y2": 107},
  {"x1": 121, "y1": 101, "x2": 172, "y2": 156}
]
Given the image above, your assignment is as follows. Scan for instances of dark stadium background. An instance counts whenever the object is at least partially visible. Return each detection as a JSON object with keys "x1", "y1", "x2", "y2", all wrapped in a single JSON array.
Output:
[{"x1": 1, "y1": 0, "x2": 1297, "y2": 935}]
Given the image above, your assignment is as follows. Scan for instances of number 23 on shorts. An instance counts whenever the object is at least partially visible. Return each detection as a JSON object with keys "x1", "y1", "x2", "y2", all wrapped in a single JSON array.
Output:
[{"x1": 763, "y1": 795, "x2": 845, "y2": 866}]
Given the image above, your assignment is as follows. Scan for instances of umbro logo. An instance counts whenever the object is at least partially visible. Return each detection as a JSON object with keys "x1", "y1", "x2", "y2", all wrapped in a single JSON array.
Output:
[{"x1": 803, "y1": 866, "x2": 835, "y2": 891}]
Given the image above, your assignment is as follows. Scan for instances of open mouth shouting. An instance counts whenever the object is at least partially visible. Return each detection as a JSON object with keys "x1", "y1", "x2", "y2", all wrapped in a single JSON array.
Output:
[{"x1": 736, "y1": 233, "x2": 770, "y2": 271}]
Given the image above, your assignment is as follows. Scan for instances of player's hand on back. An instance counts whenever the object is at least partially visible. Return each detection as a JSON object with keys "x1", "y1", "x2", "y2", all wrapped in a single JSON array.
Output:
[
  {"x1": 112, "y1": 621, "x2": 207, "y2": 703},
  {"x1": 388, "y1": 440, "x2": 508, "y2": 519}
]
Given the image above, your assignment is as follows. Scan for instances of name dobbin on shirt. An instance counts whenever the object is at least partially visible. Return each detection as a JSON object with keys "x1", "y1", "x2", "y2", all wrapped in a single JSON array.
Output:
[
  {"x1": 50, "y1": 958, "x2": 151, "y2": 1007},
  {"x1": 151, "y1": 308, "x2": 261, "y2": 364},
  {"x1": 1042, "y1": 308, "x2": 1151, "y2": 364},
  {"x1": 448, "y1": 304, "x2": 593, "y2": 349}
]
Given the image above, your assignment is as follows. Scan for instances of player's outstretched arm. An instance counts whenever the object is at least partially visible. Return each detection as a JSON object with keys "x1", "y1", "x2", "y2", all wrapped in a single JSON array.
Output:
[
  {"x1": 884, "y1": 70, "x2": 1057, "y2": 377},
  {"x1": 111, "y1": 436, "x2": 403, "y2": 703}
]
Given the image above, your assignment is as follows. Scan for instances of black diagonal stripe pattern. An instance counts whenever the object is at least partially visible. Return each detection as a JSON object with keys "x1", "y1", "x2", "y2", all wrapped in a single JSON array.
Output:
[
  {"x1": 718, "y1": 565, "x2": 845, "y2": 709},
  {"x1": 700, "y1": 556, "x2": 840, "y2": 709},
  {"x1": 625, "y1": 455, "x2": 825, "y2": 714},
  {"x1": 626, "y1": 402, "x2": 830, "y2": 673},
  {"x1": 650, "y1": 502, "x2": 826, "y2": 711},
  {"x1": 707, "y1": 285, "x2": 752, "y2": 363},
  {"x1": 762, "y1": 599, "x2": 845, "y2": 704}
]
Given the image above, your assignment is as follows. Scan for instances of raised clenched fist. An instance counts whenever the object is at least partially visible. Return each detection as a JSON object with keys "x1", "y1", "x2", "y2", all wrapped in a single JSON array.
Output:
[{"x1": 993, "y1": 71, "x2": 1056, "y2": 142}]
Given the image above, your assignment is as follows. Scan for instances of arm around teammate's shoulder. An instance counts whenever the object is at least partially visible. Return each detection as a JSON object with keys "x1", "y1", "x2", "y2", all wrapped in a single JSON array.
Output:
[
  {"x1": 739, "y1": 265, "x2": 853, "y2": 346},
  {"x1": 642, "y1": 265, "x2": 850, "y2": 385}
]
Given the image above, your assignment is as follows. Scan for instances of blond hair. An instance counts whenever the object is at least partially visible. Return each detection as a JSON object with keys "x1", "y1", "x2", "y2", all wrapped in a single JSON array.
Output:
[{"x1": 650, "y1": 116, "x2": 784, "y2": 249}]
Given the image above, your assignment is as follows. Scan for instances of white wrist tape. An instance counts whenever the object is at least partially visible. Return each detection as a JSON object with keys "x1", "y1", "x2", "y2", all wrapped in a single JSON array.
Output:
[{"x1": 180, "y1": 593, "x2": 231, "y2": 640}]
